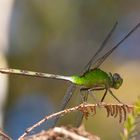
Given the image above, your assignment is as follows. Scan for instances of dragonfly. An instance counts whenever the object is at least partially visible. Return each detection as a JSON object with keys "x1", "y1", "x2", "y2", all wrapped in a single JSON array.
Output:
[{"x1": 0, "y1": 22, "x2": 140, "y2": 126}]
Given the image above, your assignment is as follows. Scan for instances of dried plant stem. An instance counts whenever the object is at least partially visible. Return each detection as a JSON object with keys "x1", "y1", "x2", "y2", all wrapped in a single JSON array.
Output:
[
  {"x1": 18, "y1": 103, "x2": 135, "y2": 140},
  {"x1": 0, "y1": 128, "x2": 12, "y2": 140}
]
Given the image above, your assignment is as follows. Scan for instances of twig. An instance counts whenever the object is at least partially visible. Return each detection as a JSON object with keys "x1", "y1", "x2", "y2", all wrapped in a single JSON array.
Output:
[
  {"x1": 0, "y1": 128, "x2": 12, "y2": 140},
  {"x1": 18, "y1": 102, "x2": 135, "y2": 140}
]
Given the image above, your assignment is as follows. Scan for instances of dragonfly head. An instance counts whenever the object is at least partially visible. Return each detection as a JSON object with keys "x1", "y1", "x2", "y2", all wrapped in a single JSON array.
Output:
[{"x1": 111, "y1": 73, "x2": 123, "y2": 89}]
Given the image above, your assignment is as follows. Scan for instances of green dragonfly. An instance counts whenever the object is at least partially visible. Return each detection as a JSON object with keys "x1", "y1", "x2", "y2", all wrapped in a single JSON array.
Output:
[{"x1": 0, "y1": 22, "x2": 140, "y2": 125}]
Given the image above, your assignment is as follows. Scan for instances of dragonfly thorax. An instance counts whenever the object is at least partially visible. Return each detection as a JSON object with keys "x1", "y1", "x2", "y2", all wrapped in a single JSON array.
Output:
[{"x1": 110, "y1": 73, "x2": 123, "y2": 89}]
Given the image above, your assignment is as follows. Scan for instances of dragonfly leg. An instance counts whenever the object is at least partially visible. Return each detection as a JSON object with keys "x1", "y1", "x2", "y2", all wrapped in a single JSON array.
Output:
[
  {"x1": 108, "y1": 89, "x2": 123, "y2": 104},
  {"x1": 89, "y1": 91, "x2": 97, "y2": 101},
  {"x1": 88, "y1": 87, "x2": 105, "y2": 92},
  {"x1": 80, "y1": 87, "x2": 91, "y2": 102},
  {"x1": 80, "y1": 87, "x2": 90, "y2": 91},
  {"x1": 100, "y1": 88, "x2": 108, "y2": 102},
  {"x1": 80, "y1": 90, "x2": 88, "y2": 103},
  {"x1": 87, "y1": 87, "x2": 106, "y2": 102},
  {"x1": 87, "y1": 87, "x2": 105, "y2": 102},
  {"x1": 80, "y1": 87, "x2": 103, "y2": 102}
]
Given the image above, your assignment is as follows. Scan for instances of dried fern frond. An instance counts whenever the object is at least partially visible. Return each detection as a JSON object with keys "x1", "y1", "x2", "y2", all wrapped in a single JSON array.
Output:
[
  {"x1": 19, "y1": 102, "x2": 134, "y2": 140},
  {"x1": 79, "y1": 103, "x2": 133, "y2": 123}
]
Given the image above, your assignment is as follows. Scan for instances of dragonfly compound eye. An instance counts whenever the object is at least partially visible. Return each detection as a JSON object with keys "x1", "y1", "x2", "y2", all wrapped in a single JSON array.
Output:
[{"x1": 113, "y1": 73, "x2": 123, "y2": 89}]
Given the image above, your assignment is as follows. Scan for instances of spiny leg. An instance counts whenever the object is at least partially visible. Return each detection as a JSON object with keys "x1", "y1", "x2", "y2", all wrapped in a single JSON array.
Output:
[
  {"x1": 79, "y1": 87, "x2": 105, "y2": 102},
  {"x1": 76, "y1": 87, "x2": 100, "y2": 127},
  {"x1": 89, "y1": 87, "x2": 123, "y2": 103},
  {"x1": 80, "y1": 88, "x2": 89, "y2": 103},
  {"x1": 108, "y1": 89, "x2": 123, "y2": 104},
  {"x1": 76, "y1": 87, "x2": 105, "y2": 127},
  {"x1": 86, "y1": 87, "x2": 106, "y2": 102},
  {"x1": 101, "y1": 88, "x2": 108, "y2": 102},
  {"x1": 88, "y1": 90, "x2": 97, "y2": 102}
]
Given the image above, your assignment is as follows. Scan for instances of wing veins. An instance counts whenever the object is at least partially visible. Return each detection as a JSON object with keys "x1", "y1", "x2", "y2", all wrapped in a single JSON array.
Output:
[
  {"x1": 74, "y1": 22, "x2": 118, "y2": 126},
  {"x1": 83, "y1": 21, "x2": 118, "y2": 73},
  {"x1": 93, "y1": 22, "x2": 140, "y2": 69},
  {"x1": 52, "y1": 84, "x2": 76, "y2": 127}
]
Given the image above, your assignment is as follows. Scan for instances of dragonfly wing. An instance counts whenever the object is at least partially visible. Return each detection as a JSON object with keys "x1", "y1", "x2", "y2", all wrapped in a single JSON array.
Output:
[
  {"x1": 75, "y1": 22, "x2": 118, "y2": 126},
  {"x1": 92, "y1": 23, "x2": 140, "y2": 69},
  {"x1": 82, "y1": 21, "x2": 118, "y2": 73},
  {"x1": 75, "y1": 112, "x2": 84, "y2": 127},
  {"x1": 52, "y1": 83, "x2": 76, "y2": 127},
  {"x1": 75, "y1": 92, "x2": 89, "y2": 127}
]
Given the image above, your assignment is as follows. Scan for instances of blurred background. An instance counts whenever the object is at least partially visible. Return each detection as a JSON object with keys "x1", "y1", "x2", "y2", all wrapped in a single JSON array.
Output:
[{"x1": 0, "y1": 0, "x2": 140, "y2": 139}]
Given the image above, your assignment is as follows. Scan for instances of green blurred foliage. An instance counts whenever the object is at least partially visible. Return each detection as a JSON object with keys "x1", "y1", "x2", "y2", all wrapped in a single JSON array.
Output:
[{"x1": 121, "y1": 98, "x2": 140, "y2": 140}]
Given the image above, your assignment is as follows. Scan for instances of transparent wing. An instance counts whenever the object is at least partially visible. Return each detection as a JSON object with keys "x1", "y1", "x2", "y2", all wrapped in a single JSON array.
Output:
[
  {"x1": 92, "y1": 22, "x2": 140, "y2": 69},
  {"x1": 75, "y1": 22, "x2": 118, "y2": 126},
  {"x1": 82, "y1": 21, "x2": 118, "y2": 73},
  {"x1": 76, "y1": 22, "x2": 140, "y2": 126},
  {"x1": 75, "y1": 92, "x2": 89, "y2": 127},
  {"x1": 52, "y1": 83, "x2": 76, "y2": 127},
  {"x1": 75, "y1": 111, "x2": 85, "y2": 127}
]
